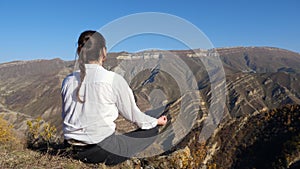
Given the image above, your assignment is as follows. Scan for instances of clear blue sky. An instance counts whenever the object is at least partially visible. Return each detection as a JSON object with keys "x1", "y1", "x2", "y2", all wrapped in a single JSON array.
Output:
[{"x1": 0, "y1": 0, "x2": 299, "y2": 63}]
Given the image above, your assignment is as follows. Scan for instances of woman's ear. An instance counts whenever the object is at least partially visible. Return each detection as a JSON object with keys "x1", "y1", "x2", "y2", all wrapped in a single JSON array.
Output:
[{"x1": 101, "y1": 47, "x2": 107, "y2": 62}]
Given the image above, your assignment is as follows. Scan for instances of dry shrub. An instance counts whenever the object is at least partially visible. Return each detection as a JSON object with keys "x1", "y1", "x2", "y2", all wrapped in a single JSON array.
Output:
[
  {"x1": 26, "y1": 117, "x2": 58, "y2": 150},
  {"x1": 0, "y1": 115, "x2": 21, "y2": 149}
]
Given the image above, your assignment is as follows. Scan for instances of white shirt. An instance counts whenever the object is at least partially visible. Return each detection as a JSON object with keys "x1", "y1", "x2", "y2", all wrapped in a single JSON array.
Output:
[{"x1": 61, "y1": 64, "x2": 157, "y2": 144}]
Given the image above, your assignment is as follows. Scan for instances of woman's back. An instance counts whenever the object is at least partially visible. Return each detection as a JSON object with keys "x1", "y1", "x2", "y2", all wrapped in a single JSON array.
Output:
[{"x1": 62, "y1": 64, "x2": 119, "y2": 144}]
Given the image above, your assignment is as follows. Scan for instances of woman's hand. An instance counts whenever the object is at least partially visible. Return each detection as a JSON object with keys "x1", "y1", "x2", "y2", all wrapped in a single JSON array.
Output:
[{"x1": 157, "y1": 115, "x2": 167, "y2": 126}]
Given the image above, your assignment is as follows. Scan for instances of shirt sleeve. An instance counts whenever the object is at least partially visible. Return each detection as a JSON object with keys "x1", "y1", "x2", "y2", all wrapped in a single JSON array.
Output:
[{"x1": 113, "y1": 74, "x2": 158, "y2": 129}]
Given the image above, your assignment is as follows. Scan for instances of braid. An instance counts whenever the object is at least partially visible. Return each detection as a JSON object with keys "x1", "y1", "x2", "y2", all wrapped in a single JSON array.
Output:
[
  {"x1": 75, "y1": 30, "x2": 106, "y2": 103},
  {"x1": 76, "y1": 45, "x2": 86, "y2": 103}
]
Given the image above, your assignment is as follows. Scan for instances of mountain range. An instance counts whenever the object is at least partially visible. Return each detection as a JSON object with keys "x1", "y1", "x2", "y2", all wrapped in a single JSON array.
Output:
[{"x1": 0, "y1": 46, "x2": 299, "y2": 168}]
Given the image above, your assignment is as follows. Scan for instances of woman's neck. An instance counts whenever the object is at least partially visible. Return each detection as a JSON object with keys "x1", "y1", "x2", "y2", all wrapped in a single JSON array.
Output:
[{"x1": 88, "y1": 60, "x2": 102, "y2": 66}]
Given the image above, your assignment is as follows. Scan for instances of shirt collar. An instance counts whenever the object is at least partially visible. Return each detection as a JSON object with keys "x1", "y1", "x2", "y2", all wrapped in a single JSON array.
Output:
[{"x1": 84, "y1": 64, "x2": 103, "y2": 69}]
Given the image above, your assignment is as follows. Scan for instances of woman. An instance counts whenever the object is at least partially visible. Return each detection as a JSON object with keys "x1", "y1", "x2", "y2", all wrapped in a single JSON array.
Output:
[{"x1": 61, "y1": 30, "x2": 167, "y2": 165}]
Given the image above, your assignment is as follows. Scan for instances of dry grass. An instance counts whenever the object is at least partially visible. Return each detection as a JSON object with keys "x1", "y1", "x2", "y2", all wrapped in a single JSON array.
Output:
[
  {"x1": 0, "y1": 143, "x2": 141, "y2": 169},
  {"x1": 0, "y1": 145, "x2": 104, "y2": 169}
]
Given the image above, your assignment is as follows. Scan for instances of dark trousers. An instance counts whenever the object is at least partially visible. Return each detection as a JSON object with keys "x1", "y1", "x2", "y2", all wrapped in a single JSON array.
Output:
[{"x1": 72, "y1": 127, "x2": 158, "y2": 165}]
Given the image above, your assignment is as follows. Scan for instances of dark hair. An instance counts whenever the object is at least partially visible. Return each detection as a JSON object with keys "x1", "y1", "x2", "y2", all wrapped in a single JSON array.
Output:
[{"x1": 76, "y1": 30, "x2": 106, "y2": 103}]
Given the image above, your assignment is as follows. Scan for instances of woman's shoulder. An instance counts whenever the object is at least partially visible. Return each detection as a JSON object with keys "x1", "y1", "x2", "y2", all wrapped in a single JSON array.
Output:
[
  {"x1": 101, "y1": 68, "x2": 123, "y2": 80},
  {"x1": 99, "y1": 68, "x2": 127, "y2": 88},
  {"x1": 62, "y1": 71, "x2": 80, "y2": 86}
]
